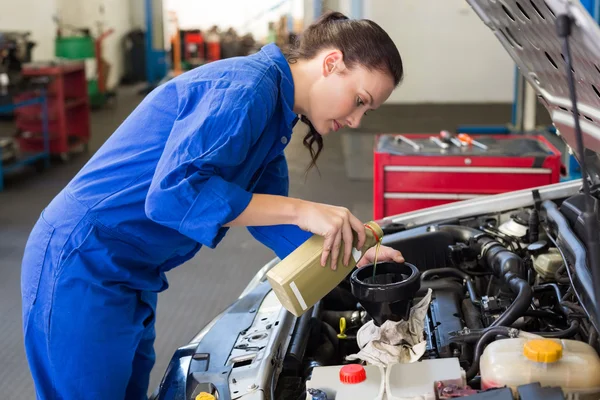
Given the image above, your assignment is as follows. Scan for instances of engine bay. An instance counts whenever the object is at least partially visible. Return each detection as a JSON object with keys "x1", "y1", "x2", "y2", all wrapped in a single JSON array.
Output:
[{"x1": 274, "y1": 189, "x2": 600, "y2": 399}]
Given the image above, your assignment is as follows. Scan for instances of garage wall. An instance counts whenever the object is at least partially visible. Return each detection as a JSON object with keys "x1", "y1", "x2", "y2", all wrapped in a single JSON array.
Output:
[
  {"x1": 0, "y1": 0, "x2": 57, "y2": 61},
  {"x1": 56, "y1": 0, "x2": 133, "y2": 89},
  {"x1": 164, "y1": 0, "x2": 303, "y2": 42},
  {"x1": 130, "y1": 0, "x2": 146, "y2": 30},
  {"x1": 363, "y1": 0, "x2": 515, "y2": 104}
]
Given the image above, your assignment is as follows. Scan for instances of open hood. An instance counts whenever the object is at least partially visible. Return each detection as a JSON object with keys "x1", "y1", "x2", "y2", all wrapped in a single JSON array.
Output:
[{"x1": 466, "y1": 0, "x2": 600, "y2": 183}]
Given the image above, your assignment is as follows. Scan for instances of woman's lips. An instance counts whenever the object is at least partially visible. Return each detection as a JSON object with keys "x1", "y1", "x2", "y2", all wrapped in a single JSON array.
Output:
[{"x1": 333, "y1": 120, "x2": 342, "y2": 132}]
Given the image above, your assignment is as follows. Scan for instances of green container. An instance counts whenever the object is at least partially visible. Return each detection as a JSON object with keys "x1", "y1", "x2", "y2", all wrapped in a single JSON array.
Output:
[
  {"x1": 88, "y1": 79, "x2": 106, "y2": 108},
  {"x1": 55, "y1": 36, "x2": 95, "y2": 59}
]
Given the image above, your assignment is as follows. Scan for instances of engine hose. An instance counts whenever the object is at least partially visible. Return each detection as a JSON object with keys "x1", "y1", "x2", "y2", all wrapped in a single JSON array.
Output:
[
  {"x1": 320, "y1": 320, "x2": 340, "y2": 354},
  {"x1": 453, "y1": 320, "x2": 578, "y2": 348},
  {"x1": 560, "y1": 301, "x2": 587, "y2": 317},
  {"x1": 589, "y1": 329, "x2": 599, "y2": 347},
  {"x1": 287, "y1": 306, "x2": 318, "y2": 369},
  {"x1": 555, "y1": 265, "x2": 571, "y2": 285},
  {"x1": 462, "y1": 299, "x2": 484, "y2": 330},
  {"x1": 466, "y1": 327, "x2": 518, "y2": 380},
  {"x1": 532, "y1": 284, "x2": 571, "y2": 316},
  {"x1": 523, "y1": 310, "x2": 563, "y2": 320},
  {"x1": 529, "y1": 209, "x2": 540, "y2": 243},
  {"x1": 489, "y1": 273, "x2": 533, "y2": 328},
  {"x1": 438, "y1": 225, "x2": 530, "y2": 328},
  {"x1": 438, "y1": 225, "x2": 527, "y2": 278},
  {"x1": 421, "y1": 268, "x2": 480, "y2": 305},
  {"x1": 531, "y1": 320, "x2": 580, "y2": 338}
]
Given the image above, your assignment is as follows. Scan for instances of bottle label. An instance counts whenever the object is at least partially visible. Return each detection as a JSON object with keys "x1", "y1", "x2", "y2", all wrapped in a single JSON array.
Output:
[
  {"x1": 289, "y1": 281, "x2": 308, "y2": 311},
  {"x1": 352, "y1": 248, "x2": 362, "y2": 263}
]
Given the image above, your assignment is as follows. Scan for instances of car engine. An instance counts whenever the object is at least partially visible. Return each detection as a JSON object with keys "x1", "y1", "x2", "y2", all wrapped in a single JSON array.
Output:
[{"x1": 274, "y1": 193, "x2": 600, "y2": 399}]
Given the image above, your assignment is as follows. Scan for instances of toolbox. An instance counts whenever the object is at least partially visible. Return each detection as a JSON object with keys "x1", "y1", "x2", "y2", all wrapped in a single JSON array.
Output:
[
  {"x1": 373, "y1": 134, "x2": 562, "y2": 219},
  {"x1": 14, "y1": 61, "x2": 90, "y2": 159}
]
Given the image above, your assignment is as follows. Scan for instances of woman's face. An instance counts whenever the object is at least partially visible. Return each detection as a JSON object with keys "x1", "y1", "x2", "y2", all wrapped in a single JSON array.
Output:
[{"x1": 305, "y1": 50, "x2": 396, "y2": 135}]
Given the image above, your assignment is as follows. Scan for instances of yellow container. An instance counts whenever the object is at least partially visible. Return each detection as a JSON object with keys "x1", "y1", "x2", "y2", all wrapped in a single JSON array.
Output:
[
  {"x1": 480, "y1": 338, "x2": 600, "y2": 395},
  {"x1": 266, "y1": 221, "x2": 383, "y2": 317}
]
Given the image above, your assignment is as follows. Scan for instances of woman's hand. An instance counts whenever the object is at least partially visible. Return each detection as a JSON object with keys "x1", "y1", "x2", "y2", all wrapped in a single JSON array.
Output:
[
  {"x1": 357, "y1": 245, "x2": 404, "y2": 268},
  {"x1": 295, "y1": 201, "x2": 366, "y2": 269}
]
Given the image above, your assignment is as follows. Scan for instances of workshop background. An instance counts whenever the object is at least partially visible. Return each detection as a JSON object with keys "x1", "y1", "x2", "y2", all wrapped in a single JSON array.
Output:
[{"x1": 0, "y1": 0, "x2": 570, "y2": 398}]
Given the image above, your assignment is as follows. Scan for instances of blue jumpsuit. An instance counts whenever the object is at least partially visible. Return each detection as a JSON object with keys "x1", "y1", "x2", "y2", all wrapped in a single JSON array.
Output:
[{"x1": 21, "y1": 43, "x2": 312, "y2": 399}]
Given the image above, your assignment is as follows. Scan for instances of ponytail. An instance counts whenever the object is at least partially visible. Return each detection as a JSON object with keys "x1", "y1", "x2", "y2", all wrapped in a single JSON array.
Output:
[{"x1": 286, "y1": 10, "x2": 403, "y2": 173}]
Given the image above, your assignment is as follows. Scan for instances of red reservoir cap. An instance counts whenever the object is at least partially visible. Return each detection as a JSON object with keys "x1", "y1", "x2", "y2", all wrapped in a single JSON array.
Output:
[{"x1": 339, "y1": 364, "x2": 367, "y2": 384}]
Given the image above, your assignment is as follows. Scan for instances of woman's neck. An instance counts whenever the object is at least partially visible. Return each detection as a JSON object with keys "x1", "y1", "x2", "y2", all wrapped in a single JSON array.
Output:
[{"x1": 289, "y1": 60, "x2": 317, "y2": 116}]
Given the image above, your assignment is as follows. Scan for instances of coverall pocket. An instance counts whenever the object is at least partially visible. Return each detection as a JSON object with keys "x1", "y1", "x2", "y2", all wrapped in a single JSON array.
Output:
[{"x1": 21, "y1": 213, "x2": 55, "y2": 309}]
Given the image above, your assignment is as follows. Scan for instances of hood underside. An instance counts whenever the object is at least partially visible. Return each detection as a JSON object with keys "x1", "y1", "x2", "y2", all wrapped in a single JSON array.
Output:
[{"x1": 466, "y1": 0, "x2": 600, "y2": 182}]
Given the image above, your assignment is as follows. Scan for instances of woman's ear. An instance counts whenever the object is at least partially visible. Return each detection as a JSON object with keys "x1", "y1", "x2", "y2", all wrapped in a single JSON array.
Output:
[{"x1": 322, "y1": 50, "x2": 344, "y2": 76}]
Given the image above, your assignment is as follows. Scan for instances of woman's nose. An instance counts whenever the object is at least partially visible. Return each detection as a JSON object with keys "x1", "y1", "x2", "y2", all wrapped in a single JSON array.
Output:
[{"x1": 347, "y1": 112, "x2": 363, "y2": 129}]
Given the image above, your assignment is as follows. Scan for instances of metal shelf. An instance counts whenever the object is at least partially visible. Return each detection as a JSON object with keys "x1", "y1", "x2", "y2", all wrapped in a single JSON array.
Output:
[{"x1": 0, "y1": 92, "x2": 50, "y2": 192}]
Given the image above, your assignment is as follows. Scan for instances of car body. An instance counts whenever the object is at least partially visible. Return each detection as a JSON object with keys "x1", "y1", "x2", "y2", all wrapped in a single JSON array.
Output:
[{"x1": 151, "y1": 1, "x2": 600, "y2": 399}]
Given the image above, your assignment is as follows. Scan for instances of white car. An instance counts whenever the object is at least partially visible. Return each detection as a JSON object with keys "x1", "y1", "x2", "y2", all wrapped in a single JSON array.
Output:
[{"x1": 151, "y1": 1, "x2": 600, "y2": 399}]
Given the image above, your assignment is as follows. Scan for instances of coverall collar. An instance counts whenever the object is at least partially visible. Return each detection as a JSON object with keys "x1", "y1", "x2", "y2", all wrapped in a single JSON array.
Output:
[{"x1": 261, "y1": 43, "x2": 298, "y2": 128}]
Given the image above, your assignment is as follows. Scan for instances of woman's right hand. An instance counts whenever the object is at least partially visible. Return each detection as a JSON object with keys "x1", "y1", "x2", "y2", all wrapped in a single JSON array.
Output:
[{"x1": 295, "y1": 201, "x2": 366, "y2": 269}]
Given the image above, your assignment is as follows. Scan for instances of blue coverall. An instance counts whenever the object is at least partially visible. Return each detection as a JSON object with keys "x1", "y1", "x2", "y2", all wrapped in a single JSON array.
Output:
[{"x1": 21, "y1": 43, "x2": 312, "y2": 399}]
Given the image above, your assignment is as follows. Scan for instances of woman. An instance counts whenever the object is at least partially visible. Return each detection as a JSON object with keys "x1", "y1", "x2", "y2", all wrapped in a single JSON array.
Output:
[{"x1": 21, "y1": 11, "x2": 405, "y2": 399}]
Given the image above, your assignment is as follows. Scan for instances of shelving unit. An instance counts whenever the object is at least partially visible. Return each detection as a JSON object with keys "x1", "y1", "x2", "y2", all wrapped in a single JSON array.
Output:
[
  {"x1": 0, "y1": 92, "x2": 50, "y2": 192},
  {"x1": 15, "y1": 61, "x2": 90, "y2": 161}
]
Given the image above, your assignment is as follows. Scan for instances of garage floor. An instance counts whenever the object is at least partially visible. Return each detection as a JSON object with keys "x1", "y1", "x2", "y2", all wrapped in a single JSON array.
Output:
[{"x1": 0, "y1": 83, "x2": 545, "y2": 399}]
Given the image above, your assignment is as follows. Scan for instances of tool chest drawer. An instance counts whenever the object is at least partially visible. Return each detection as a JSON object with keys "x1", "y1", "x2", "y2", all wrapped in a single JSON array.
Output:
[{"x1": 373, "y1": 134, "x2": 562, "y2": 219}]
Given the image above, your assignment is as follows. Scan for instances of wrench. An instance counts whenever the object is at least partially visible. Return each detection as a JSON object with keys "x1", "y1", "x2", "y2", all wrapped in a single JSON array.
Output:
[
  {"x1": 394, "y1": 134, "x2": 422, "y2": 150},
  {"x1": 430, "y1": 136, "x2": 450, "y2": 149}
]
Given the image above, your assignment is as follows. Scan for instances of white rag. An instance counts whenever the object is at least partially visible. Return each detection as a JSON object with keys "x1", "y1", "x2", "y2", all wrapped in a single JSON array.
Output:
[{"x1": 346, "y1": 288, "x2": 433, "y2": 367}]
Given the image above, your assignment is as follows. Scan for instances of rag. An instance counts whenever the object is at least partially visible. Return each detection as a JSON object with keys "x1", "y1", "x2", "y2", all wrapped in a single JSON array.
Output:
[{"x1": 346, "y1": 288, "x2": 433, "y2": 367}]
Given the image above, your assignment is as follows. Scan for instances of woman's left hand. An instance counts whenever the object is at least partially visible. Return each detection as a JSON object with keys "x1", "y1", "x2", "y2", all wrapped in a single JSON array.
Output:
[{"x1": 357, "y1": 245, "x2": 405, "y2": 268}]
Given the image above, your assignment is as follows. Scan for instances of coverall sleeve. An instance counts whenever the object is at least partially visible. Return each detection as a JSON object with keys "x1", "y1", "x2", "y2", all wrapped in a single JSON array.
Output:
[
  {"x1": 145, "y1": 83, "x2": 274, "y2": 248},
  {"x1": 247, "y1": 153, "x2": 312, "y2": 259}
]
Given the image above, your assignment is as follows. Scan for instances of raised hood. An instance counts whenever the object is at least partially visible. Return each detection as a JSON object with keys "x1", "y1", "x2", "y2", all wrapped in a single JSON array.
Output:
[{"x1": 467, "y1": 0, "x2": 600, "y2": 183}]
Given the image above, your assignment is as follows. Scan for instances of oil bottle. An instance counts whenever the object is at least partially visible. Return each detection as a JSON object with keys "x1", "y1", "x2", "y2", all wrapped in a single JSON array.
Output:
[{"x1": 266, "y1": 221, "x2": 383, "y2": 317}]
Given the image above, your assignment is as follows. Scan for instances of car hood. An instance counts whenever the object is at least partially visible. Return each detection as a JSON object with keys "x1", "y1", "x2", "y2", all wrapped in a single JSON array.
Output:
[{"x1": 467, "y1": 0, "x2": 600, "y2": 183}]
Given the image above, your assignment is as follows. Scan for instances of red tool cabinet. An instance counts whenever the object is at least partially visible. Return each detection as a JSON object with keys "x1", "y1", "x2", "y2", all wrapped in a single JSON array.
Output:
[
  {"x1": 14, "y1": 62, "x2": 90, "y2": 159},
  {"x1": 373, "y1": 134, "x2": 562, "y2": 219}
]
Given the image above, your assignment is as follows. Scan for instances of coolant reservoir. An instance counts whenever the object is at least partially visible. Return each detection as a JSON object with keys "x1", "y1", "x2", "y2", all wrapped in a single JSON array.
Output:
[
  {"x1": 532, "y1": 248, "x2": 563, "y2": 280},
  {"x1": 480, "y1": 338, "x2": 600, "y2": 395}
]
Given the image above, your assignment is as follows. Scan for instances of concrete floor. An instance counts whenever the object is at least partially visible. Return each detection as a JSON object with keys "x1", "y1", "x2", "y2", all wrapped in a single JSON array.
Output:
[{"x1": 0, "y1": 84, "x2": 543, "y2": 399}]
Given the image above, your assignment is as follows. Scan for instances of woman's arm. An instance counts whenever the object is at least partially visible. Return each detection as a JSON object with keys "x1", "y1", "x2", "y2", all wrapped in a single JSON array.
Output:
[
  {"x1": 227, "y1": 194, "x2": 366, "y2": 268},
  {"x1": 224, "y1": 193, "x2": 302, "y2": 227},
  {"x1": 224, "y1": 194, "x2": 302, "y2": 227}
]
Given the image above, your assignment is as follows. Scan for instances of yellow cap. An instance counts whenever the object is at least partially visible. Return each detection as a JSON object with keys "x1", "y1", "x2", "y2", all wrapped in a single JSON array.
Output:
[
  {"x1": 523, "y1": 339, "x2": 563, "y2": 363},
  {"x1": 196, "y1": 393, "x2": 216, "y2": 400}
]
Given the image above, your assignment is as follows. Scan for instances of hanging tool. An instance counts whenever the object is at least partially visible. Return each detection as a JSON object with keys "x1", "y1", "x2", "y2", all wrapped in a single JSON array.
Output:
[
  {"x1": 439, "y1": 130, "x2": 464, "y2": 148},
  {"x1": 430, "y1": 136, "x2": 450, "y2": 149},
  {"x1": 394, "y1": 134, "x2": 421, "y2": 151},
  {"x1": 458, "y1": 133, "x2": 488, "y2": 150}
]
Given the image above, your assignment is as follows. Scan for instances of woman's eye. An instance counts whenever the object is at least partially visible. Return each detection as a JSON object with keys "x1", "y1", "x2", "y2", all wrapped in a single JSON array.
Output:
[
  {"x1": 364, "y1": 111, "x2": 369, "y2": 116},
  {"x1": 356, "y1": 97, "x2": 364, "y2": 107}
]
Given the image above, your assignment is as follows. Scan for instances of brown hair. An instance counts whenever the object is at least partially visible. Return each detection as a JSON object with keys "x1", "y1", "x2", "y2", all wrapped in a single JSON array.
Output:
[{"x1": 285, "y1": 11, "x2": 404, "y2": 172}]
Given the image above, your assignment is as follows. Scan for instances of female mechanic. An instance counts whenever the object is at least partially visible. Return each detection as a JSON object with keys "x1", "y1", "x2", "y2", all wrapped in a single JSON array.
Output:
[{"x1": 21, "y1": 11, "x2": 405, "y2": 399}]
